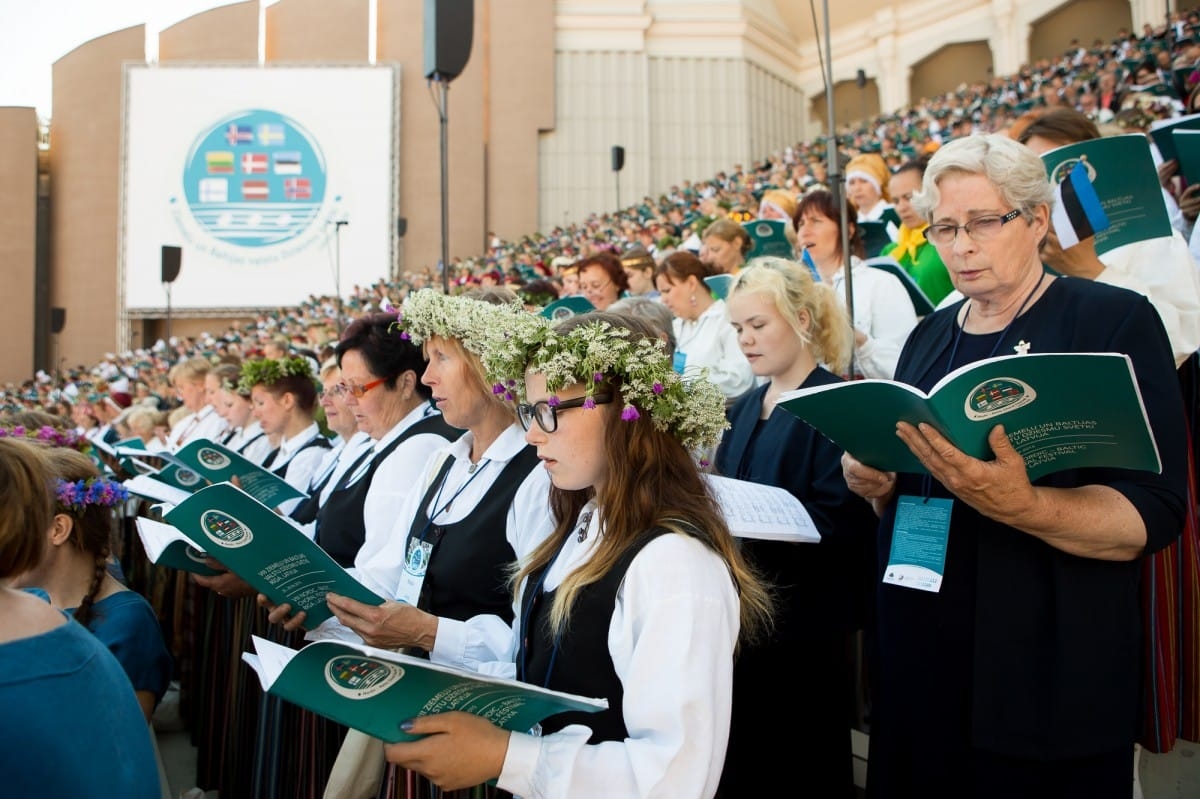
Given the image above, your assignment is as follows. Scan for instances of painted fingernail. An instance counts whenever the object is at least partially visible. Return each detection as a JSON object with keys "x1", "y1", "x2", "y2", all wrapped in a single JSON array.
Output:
[{"x1": 399, "y1": 719, "x2": 414, "y2": 732}]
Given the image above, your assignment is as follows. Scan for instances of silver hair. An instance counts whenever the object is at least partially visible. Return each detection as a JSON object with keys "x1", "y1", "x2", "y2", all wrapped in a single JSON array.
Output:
[{"x1": 913, "y1": 134, "x2": 1054, "y2": 222}]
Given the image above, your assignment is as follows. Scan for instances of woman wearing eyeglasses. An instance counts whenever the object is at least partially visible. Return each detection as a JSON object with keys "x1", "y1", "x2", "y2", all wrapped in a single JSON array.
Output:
[
  {"x1": 841, "y1": 134, "x2": 1188, "y2": 798},
  {"x1": 269, "y1": 290, "x2": 554, "y2": 799},
  {"x1": 576, "y1": 251, "x2": 629, "y2": 311},
  {"x1": 796, "y1": 188, "x2": 917, "y2": 379},
  {"x1": 380, "y1": 312, "x2": 774, "y2": 798}
]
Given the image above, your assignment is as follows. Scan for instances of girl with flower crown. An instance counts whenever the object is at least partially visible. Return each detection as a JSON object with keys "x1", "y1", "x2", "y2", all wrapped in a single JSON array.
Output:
[
  {"x1": 715, "y1": 257, "x2": 878, "y2": 797},
  {"x1": 379, "y1": 312, "x2": 775, "y2": 798},
  {"x1": 9, "y1": 446, "x2": 172, "y2": 723}
]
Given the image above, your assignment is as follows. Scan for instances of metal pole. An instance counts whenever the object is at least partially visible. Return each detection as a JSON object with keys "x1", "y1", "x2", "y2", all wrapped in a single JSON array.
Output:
[
  {"x1": 616, "y1": 170, "x2": 621, "y2": 211},
  {"x1": 823, "y1": 0, "x2": 856, "y2": 377},
  {"x1": 165, "y1": 283, "x2": 172, "y2": 347},
  {"x1": 333, "y1": 220, "x2": 348, "y2": 329},
  {"x1": 438, "y1": 77, "x2": 451, "y2": 295}
]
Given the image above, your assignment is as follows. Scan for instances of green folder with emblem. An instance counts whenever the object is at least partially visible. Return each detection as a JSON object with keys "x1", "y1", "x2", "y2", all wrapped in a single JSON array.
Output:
[
  {"x1": 777, "y1": 352, "x2": 1160, "y2": 481},
  {"x1": 164, "y1": 482, "x2": 383, "y2": 628},
  {"x1": 170, "y1": 437, "x2": 307, "y2": 506},
  {"x1": 134, "y1": 516, "x2": 222, "y2": 576},
  {"x1": 242, "y1": 636, "x2": 607, "y2": 744},
  {"x1": 1039, "y1": 134, "x2": 1173, "y2": 255}
]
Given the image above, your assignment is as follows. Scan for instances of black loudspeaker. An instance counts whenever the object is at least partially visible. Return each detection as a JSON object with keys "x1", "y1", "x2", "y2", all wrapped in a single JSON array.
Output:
[
  {"x1": 50, "y1": 307, "x2": 66, "y2": 334},
  {"x1": 423, "y1": 0, "x2": 474, "y2": 81},
  {"x1": 397, "y1": 218, "x2": 408, "y2": 238},
  {"x1": 161, "y1": 245, "x2": 182, "y2": 284},
  {"x1": 611, "y1": 145, "x2": 625, "y2": 172},
  {"x1": 855, "y1": 69, "x2": 867, "y2": 89}
]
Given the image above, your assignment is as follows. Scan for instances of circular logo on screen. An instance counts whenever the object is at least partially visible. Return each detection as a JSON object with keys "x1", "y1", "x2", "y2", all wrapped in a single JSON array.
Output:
[
  {"x1": 196, "y1": 447, "x2": 231, "y2": 469},
  {"x1": 963, "y1": 378, "x2": 1036, "y2": 421},
  {"x1": 325, "y1": 655, "x2": 404, "y2": 700},
  {"x1": 182, "y1": 110, "x2": 327, "y2": 247},
  {"x1": 199, "y1": 509, "x2": 254, "y2": 548}
]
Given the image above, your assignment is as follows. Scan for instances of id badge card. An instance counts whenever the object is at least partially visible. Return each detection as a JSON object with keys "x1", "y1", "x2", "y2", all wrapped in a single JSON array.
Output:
[
  {"x1": 672, "y1": 350, "x2": 687, "y2": 375},
  {"x1": 883, "y1": 495, "x2": 953, "y2": 593},
  {"x1": 394, "y1": 538, "x2": 433, "y2": 605}
]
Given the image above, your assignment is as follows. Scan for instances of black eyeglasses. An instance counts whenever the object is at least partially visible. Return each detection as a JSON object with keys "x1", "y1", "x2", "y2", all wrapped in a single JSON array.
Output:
[
  {"x1": 923, "y1": 209, "x2": 1022, "y2": 245},
  {"x1": 517, "y1": 393, "x2": 613, "y2": 434}
]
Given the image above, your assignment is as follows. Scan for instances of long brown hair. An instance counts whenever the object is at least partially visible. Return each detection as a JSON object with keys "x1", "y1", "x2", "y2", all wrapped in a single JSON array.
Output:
[
  {"x1": 512, "y1": 313, "x2": 775, "y2": 648},
  {"x1": 0, "y1": 439, "x2": 53, "y2": 579}
]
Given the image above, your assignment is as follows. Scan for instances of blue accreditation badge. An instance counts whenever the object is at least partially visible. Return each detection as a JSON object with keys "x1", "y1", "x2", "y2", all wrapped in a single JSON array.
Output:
[
  {"x1": 672, "y1": 350, "x2": 687, "y2": 375},
  {"x1": 883, "y1": 495, "x2": 953, "y2": 593}
]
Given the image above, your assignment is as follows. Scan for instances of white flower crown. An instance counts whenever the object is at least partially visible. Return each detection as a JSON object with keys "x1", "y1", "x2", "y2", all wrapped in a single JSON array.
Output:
[
  {"x1": 481, "y1": 316, "x2": 729, "y2": 454},
  {"x1": 397, "y1": 289, "x2": 537, "y2": 358}
]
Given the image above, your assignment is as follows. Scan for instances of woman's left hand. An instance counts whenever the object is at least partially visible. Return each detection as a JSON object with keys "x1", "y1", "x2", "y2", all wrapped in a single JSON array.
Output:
[
  {"x1": 896, "y1": 422, "x2": 1033, "y2": 523},
  {"x1": 384, "y1": 712, "x2": 509, "y2": 791}
]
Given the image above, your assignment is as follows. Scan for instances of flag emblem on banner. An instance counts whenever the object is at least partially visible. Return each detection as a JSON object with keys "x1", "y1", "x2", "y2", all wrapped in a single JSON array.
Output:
[
  {"x1": 273, "y1": 151, "x2": 302, "y2": 175},
  {"x1": 1052, "y1": 159, "x2": 1111, "y2": 250},
  {"x1": 224, "y1": 123, "x2": 253, "y2": 146},
  {"x1": 198, "y1": 178, "x2": 228, "y2": 203},
  {"x1": 241, "y1": 180, "x2": 269, "y2": 201},
  {"x1": 241, "y1": 152, "x2": 268, "y2": 174},
  {"x1": 206, "y1": 151, "x2": 234, "y2": 173},
  {"x1": 284, "y1": 177, "x2": 311, "y2": 200},
  {"x1": 257, "y1": 123, "x2": 285, "y2": 146}
]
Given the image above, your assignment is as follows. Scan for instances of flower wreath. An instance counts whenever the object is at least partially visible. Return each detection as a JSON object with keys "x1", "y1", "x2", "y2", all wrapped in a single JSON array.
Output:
[
  {"x1": 55, "y1": 476, "x2": 130, "y2": 513},
  {"x1": 237, "y1": 356, "x2": 317, "y2": 395},
  {"x1": 395, "y1": 289, "x2": 541, "y2": 358},
  {"x1": 0, "y1": 425, "x2": 90, "y2": 452},
  {"x1": 482, "y1": 316, "x2": 729, "y2": 454}
]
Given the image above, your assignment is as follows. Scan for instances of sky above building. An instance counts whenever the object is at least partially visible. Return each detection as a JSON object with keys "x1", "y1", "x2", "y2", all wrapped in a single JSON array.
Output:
[{"x1": 0, "y1": 0, "x2": 261, "y2": 118}]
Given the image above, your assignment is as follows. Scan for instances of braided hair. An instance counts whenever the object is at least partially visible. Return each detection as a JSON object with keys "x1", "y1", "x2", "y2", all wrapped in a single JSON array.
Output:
[{"x1": 43, "y1": 448, "x2": 116, "y2": 628}]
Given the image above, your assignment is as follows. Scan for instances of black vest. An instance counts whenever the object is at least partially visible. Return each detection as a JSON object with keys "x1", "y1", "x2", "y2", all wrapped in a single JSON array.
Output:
[
  {"x1": 313, "y1": 414, "x2": 459, "y2": 567},
  {"x1": 288, "y1": 443, "x2": 372, "y2": 526},
  {"x1": 269, "y1": 434, "x2": 331, "y2": 479},
  {"x1": 406, "y1": 446, "x2": 540, "y2": 625},
  {"x1": 518, "y1": 527, "x2": 671, "y2": 743}
]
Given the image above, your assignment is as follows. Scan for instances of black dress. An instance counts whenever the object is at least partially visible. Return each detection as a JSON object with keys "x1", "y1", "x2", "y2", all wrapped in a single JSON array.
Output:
[
  {"x1": 867, "y1": 277, "x2": 1188, "y2": 799},
  {"x1": 715, "y1": 367, "x2": 877, "y2": 798}
]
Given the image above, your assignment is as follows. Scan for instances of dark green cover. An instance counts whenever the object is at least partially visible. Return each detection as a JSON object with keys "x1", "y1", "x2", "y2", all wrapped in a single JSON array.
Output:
[
  {"x1": 864, "y1": 256, "x2": 935, "y2": 316},
  {"x1": 777, "y1": 352, "x2": 1160, "y2": 481},
  {"x1": 742, "y1": 219, "x2": 793, "y2": 260},
  {"x1": 1149, "y1": 112, "x2": 1200, "y2": 165},
  {"x1": 245, "y1": 636, "x2": 607, "y2": 744},
  {"x1": 165, "y1": 482, "x2": 384, "y2": 628}
]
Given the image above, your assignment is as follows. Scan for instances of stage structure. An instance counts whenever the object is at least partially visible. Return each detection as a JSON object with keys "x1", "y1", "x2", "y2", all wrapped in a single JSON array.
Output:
[{"x1": 119, "y1": 64, "x2": 399, "y2": 330}]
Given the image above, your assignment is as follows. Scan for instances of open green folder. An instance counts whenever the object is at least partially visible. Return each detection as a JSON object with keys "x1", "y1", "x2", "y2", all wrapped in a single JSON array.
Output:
[
  {"x1": 777, "y1": 352, "x2": 1160, "y2": 481},
  {"x1": 135, "y1": 516, "x2": 222, "y2": 576},
  {"x1": 243, "y1": 636, "x2": 607, "y2": 744},
  {"x1": 164, "y1": 482, "x2": 383, "y2": 628},
  {"x1": 170, "y1": 437, "x2": 307, "y2": 506},
  {"x1": 864, "y1": 256, "x2": 935, "y2": 316}
]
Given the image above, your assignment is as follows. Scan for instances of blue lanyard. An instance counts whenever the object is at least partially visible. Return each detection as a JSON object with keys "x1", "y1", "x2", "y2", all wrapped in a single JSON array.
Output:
[
  {"x1": 415, "y1": 457, "x2": 491, "y2": 543},
  {"x1": 518, "y1": 509, "x2": 593, "y2": 687}
]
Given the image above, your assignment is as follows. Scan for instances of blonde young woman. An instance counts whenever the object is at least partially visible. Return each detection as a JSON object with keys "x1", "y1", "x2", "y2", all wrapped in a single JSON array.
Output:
[{"x1": 716, "y1": 258, "x2": 877, "y2": 797}]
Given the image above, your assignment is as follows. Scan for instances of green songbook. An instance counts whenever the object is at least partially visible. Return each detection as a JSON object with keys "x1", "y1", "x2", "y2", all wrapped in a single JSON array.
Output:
[
  {"x1": 171, "y1": 438, "x2": 307, "y2": 506},
  {"x1": 777, "y1": 352, "x2": 1161, "y2": 481},
  {"x1": 1174, "y1": 129, "x2": 1200, "y2": 185},
  {"x1": 704, "y1": 273, "x2": 734, "y2": 301},
  {"x1": 1040, "y1": 134, "x2": 1172, "y2": 255},
  {"x1": 540, "y1": 296, "x2": 594, "y2": 321},
  {"x1": 164, "y1": 482, "x2": 384, "y2": 628},
  {"x1": 242, "y1": 636, "x2": 608, "y2": 743},
  {"x1": 742, "y1": 219, "x2": 794, "y2": 260},
  {"x1": 135, "y1": 516, "x2": 221, "y2": 576},
  {"x1": 1149, "y1": 112, "x2": 1200, "y2": 165}
]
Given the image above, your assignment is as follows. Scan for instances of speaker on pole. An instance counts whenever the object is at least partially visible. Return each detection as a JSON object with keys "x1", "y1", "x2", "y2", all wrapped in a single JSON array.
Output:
[
  {"x1": 611, "y1": 145, "x2": 625, "y2": 172},
  {"x1": 50, "y1": 307, "x2": 66, "y2": 334},
  {"x1": 161, "y1": 245, "x2": 182, "y2": 284},
  {"x1": 423, "y1": 0, "x2": 474, "y2": 81}
]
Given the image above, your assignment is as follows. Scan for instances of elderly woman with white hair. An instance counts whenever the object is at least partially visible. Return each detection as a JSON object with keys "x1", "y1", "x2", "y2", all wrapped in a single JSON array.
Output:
[{"x1": 842, "y1": 133, "x2": 1188, "y2": 798}]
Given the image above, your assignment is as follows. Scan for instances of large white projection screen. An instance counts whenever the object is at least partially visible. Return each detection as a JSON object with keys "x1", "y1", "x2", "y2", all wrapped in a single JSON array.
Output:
[{"x1": 121, "y1": 65, "x2": 398, "y2": 312}]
